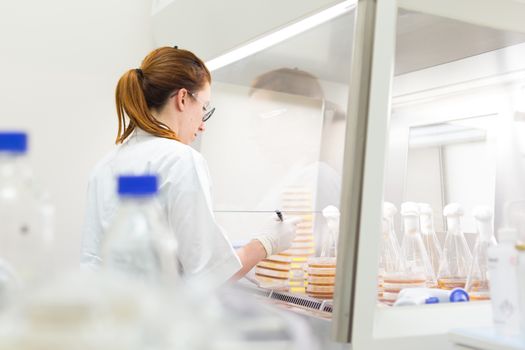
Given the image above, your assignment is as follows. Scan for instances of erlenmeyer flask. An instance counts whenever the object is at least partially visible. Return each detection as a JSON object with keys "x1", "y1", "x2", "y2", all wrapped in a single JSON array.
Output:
[
  {"x1": 418, "y1": 203, "x2": 443, "y2": 280},
  {"x1": 378, "y1": 202, "x2": 406, "y2": 304},
  {"x1": 465, "y1": 206, "x2": 496, "y2": 300},
  {"x1": 437, "y1": 203, "x2": 473, "y2": 289},
  {"x1": 379, "y1": 203, "x2": 402, "y2": 270},
  {"x1": 320, "y1": 205, "x2": 340, "y2": 258},
  {"x1": 400, "y1": 202, "x2": 436, "y2": 287}
]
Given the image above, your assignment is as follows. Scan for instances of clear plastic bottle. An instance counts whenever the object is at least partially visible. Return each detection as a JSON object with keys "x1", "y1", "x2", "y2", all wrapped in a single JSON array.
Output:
[
  {"x1": 101, "y1": 175, "x2": 179, "y2": 286},
  {"x1": 418, "y1": 203, "x2": 442, "y2": 279},
  {"x1": 516, "y1": 240, "x2": 525, "y2": 336},
  {"x1": 437, "y1": 203, "x2": 473, "y2": 290},
  {"x1": 0, "y1": 131, "x2": 54, "y2": 296},
  {"x1": 400, "y1": 202, "x2": 436, "y2": 287},
  {"x1": 465, "y1": 206, "x2": 496, "y2": 300},
  {"x1": 487, "y1": 227, "x2": 521, "y2": 335}
]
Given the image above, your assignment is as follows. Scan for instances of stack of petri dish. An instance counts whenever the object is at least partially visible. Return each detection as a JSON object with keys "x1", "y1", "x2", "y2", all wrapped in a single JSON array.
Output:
[
  {"x1": 255, "y1": 255, "x2": 292, "y2": 290},
  {"x1": 281, "y1": 187, "x2": 316, "y2": 293},
  {"x1": 254, "y1": 186, "x2": 316, "y2": 293},
  {"x1": 306, "y1": 257, "x2": 336, "y2": 299}
]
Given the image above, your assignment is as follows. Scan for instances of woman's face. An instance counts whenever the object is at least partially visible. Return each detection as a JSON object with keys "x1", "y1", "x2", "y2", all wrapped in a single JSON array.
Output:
[{"x1": 179, "y1": 83, "x2": 211, "y2": 145}]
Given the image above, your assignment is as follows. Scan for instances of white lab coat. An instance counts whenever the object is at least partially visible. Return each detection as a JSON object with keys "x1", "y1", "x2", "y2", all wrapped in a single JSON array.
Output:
[{"x1": 81, "y1": 129, "x2": 242, "y2": 287}]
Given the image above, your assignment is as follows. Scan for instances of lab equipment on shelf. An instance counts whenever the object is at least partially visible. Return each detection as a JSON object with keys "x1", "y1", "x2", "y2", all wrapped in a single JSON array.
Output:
[
  {"x1": 305, "y1": 205, "x2": 340, "y2": 300},
  {"x1": 377, "y1": 202, "x2": 404, "y2": 304},
  {"x1": 465, "y1": 206, "x2": 497, "y2": 301},
  {"x1": 437, "y1": 203, "x2": 473, "y2": 290},
  {"x1": 306, "y1": 257, "x2": 336, "y2": 300},
  {"x1": 418, "y1": 203, "x2": 443, "y2": 278},
  {"x1": 516, "y1": 240, "x2": 525, "y2": 336},
  {"x1": 488, "y1": 227, "x2": 521, "y2": 335},
  {"x1": 393, "y1": 287, "x2": 469, "y2": 306},
  {"x1": 320, "y1": 205, "x2": 340, "y2": 258},
  {"x1": 400, "y1": 202, "x2": 436, "y2": 287}
]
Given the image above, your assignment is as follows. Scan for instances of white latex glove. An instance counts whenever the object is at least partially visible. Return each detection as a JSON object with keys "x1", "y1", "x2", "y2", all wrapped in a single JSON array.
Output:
[{"x1": 255, "y1": 216, "x2": 301, "y2": 257}]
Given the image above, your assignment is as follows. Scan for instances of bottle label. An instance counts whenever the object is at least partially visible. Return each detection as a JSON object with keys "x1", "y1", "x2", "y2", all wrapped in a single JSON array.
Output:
[{"x1": 487, "y1": 247, "x2": 520, "y2": 333}]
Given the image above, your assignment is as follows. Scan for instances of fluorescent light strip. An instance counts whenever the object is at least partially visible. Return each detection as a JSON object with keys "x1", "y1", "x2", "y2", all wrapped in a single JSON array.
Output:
[{"x1": 205, "y1": 0, "x2": 357, "y2": 71}]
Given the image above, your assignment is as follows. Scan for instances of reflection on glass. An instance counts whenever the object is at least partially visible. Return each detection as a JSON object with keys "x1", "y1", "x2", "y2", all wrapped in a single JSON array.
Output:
[
  {"x1": 200, "y1": 12, "x2": 353, "y2": 247},
  {"x1": 196, "y1": 11, "x2": 354, "y2": 302}
]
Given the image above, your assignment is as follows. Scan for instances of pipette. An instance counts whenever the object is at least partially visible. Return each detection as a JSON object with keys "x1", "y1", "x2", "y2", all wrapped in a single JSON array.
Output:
[{"x1": 214, "y1": 210, "x2": 322, "y2": 214}]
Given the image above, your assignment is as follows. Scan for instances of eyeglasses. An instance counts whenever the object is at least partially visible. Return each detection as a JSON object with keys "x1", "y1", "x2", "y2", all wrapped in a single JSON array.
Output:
[{"x1": 189, "y1": 92, "x2": 215, "y2": 122}]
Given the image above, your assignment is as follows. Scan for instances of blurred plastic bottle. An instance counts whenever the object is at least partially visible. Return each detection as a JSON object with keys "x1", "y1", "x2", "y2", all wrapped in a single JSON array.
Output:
[
  {"x1": 418, "y1": 203, "x2": 442, "y2": 279},
  {"x1": 0, "y1": 131, "x2": 54, "y2": 298},
  {"x1": 516, "y1": 240, "x2": 525, "y2": 336},
  {"x1": 400, "y1": 202, "x2": 436, "y2": 287},
  {"x1": 101, "y1": 175, "x2": 179, "y2": 286},
  {"x1": 465, "y1": 206, "x2": 497, "y2": 301},
  {"x1": 487, "y1": 227, "x2": 520, "y2": 335},
  {"x1": 437, "y1": 203, "x2": 472, "y2": 290}
]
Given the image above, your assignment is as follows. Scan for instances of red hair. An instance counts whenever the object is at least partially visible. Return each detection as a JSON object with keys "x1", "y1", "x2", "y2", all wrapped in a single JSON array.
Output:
[{"x1": 115, "y1": 47, "x2": 211, "y2": 143}]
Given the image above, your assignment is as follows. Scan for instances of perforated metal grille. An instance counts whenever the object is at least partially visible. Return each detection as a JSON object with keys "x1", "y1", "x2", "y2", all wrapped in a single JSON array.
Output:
[
  {"x1": 238, "y1": 280, "x2": 333, "y2": 314},
  {"x1": 322, "y1": 303, "x2": 333, "y2": 313},
  {"x1": 270, "y1": 291, "x2": 323, "y2": 310}
]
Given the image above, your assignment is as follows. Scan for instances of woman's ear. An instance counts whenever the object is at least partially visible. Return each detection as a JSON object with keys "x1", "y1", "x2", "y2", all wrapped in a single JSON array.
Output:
[{"x1": 175, "y1": 88, "x2": 187, "y2": 111}]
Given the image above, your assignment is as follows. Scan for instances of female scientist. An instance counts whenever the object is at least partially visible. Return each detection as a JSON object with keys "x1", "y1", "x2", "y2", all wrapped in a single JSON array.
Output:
[{"x1": 81, "y1": 47, "x2": 298, "y2": 286}]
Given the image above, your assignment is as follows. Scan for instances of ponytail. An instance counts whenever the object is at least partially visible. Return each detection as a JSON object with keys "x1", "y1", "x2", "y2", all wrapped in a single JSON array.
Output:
[
  {"x1": 115, "y1": 69, "x2": 179, "y2": 144},
  {"x1": 114, "y1": 47, "x2": 211, "y2": 144}
]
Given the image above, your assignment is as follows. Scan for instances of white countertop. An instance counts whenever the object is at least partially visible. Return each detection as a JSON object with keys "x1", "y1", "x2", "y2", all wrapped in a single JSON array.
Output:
[{"x1": 449, "y1": 327, "x2": 525, "y2": 350}]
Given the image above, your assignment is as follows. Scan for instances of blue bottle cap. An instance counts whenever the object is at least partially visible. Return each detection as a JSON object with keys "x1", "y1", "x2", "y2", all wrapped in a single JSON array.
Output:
[
  {"x1": 118, "y1": 175, "x2": 158, "y2": 196},
  {"x1": 0, "y1": 132, "x2": 27, "y2": 153},
  {"x1": 449, "y1": 288, "x2": 470, "y2": 302},
  {"x1": 425, "y1": 297, "x2": 440, "y2": 304}
]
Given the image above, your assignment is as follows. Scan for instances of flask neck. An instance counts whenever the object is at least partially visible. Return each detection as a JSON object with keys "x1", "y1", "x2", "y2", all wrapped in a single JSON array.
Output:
[
  {"x1": 475, "y1": 220, "x2": 493, "y2": 241},
  {"x1": 387, "y1": 215, "x2": 396, "y2": 233},
  {"x1": 420, "y1": 214, "x2": 434, "y2": 235},
  {"x1": 382, "y1": 217, "x2": 389, "y2": 235},
  {"x1": 402, "y1": 215, "x2": 419, "y2": 234},
  {"x1": 446, "y1": 216, "x2": 461, "y2": 234}
]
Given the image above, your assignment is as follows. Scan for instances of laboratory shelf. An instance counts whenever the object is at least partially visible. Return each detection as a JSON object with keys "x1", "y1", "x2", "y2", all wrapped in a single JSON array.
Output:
[
  {"x1": 449, "y1": 327, "x2": 525, "y2": 350},
  {"x1": 374, "y1": 301, "x2": 492, "y2": 339}
]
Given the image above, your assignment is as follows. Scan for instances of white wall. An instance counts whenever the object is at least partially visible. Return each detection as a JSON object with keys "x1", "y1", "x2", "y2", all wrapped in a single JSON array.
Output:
[
  {"x1": 388, "y1": 44, "x2": 525, "y2": 230},
  {"x1": 0, "y1": 1, "x2": 155, "y2": 266},
  {"x1": 404, "y1": 146, "x2": 444, "y2": 232},
  {"x1": 443, "y1": 141, "x2": 496, "y2": 232}
]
